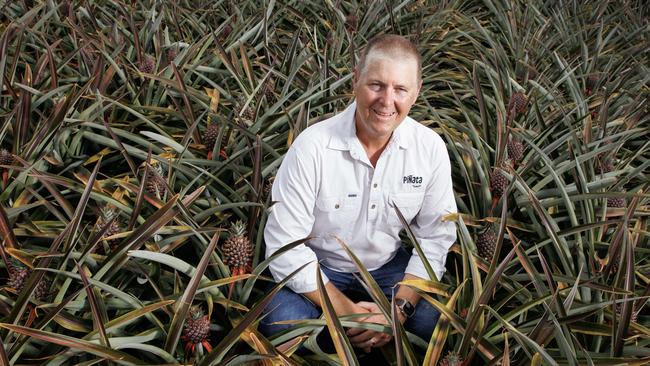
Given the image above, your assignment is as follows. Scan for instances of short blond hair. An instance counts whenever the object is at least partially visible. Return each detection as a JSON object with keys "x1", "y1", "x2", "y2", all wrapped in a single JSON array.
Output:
[{"x1": 357, "y1": 34, "x2": 422, "y2": 80}]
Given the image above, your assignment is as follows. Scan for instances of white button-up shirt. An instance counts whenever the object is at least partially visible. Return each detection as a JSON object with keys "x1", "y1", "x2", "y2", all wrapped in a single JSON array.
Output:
[{"x1": 264, "y1": 102, "x2": 457, "y2": 293}]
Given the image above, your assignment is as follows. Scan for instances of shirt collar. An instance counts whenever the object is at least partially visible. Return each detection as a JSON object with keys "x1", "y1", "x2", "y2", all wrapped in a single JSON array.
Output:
[{"x1": 327, "y1": 101, "x2": 412, "y2": 151}]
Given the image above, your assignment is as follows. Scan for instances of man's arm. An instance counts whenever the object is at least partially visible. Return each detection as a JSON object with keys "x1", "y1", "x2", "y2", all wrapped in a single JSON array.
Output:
[{"x1": 303, "y1": 282, "x2": 366, "y2": 316}]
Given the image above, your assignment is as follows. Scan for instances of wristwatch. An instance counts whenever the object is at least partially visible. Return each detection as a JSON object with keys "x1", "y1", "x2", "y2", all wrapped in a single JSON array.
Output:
[{"x1": 395, "y1": 298, "x2": 415, "y2": 318}]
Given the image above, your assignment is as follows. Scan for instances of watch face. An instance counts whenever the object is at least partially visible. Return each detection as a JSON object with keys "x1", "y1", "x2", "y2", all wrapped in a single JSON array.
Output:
[{"x1": 397, "y1": 298, "x2": 415, "y2": 317}]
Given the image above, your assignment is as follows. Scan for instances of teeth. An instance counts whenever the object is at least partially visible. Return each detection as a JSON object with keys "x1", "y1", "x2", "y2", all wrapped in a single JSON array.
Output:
[{"x1": 373, "y1": 109, "x2": 395, "y2": 117}]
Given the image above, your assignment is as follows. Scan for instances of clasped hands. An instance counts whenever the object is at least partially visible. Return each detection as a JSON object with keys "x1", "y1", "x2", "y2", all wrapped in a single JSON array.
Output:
[{"x1": 346, "y1": 301, "x2": 406, "y2": 353}]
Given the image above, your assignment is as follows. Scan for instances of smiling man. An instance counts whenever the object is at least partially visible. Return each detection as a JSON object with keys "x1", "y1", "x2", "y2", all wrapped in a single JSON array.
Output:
[{"x1": 261, "y1": 34, "x2": 457, "y2": 352}]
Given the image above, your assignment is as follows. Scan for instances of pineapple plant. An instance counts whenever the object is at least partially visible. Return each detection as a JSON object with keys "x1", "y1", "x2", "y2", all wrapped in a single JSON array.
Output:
[
  {"x1": 438, "y1": 351, "x2": 463, "y2": 366},
  {"x1": 476, "y1": 223, "x2": 497, "y2": 260},
  {"x1": 182, "y1": 305, "x2": 213, "y2": 355},
  {"x1": 222, "y1": 221, "x2": 253, "y2": 276}
]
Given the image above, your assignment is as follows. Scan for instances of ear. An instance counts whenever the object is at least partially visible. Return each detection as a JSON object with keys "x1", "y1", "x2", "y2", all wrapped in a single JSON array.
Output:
[{"x1": 353, "y1": 66, "x2": 360, "y2": 87}]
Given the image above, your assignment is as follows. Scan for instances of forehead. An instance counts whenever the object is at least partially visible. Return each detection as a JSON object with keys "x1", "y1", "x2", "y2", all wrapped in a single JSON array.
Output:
[{"x1": 358, "y1": 51, "x2": 420, "y2": 84}]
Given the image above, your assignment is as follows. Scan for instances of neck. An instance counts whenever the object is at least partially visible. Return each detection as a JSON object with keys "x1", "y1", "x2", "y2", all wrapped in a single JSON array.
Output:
[{"x1": 355, "y1": 125, "x2": 391, "y2": 168}]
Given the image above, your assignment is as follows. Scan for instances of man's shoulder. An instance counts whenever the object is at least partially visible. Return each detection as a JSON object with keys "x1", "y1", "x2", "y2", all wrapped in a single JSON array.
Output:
[
  {"x1": 292, "y1": 110, "x2": 347, "y2": 149},
  {"x1": 403, "y1": 117, "x2": 445, "y2": 147}
]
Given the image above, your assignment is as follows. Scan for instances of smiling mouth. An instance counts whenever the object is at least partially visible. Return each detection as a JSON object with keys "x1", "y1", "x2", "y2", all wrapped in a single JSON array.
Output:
[{"x1": 372, "y1": 109, "x2": 396, "y2": 117}]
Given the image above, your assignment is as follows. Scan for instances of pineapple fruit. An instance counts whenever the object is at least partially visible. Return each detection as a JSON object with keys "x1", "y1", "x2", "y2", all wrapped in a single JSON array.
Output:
[
  {"x1": 0, "y1": 149, "x2": 15, "y2": 187},
  {"x1": 438, "y1": 351, "x2": 463, "y2": 366},
  {"x1": 7, "y1": 262, "x2": 50, "y2": 301},
  {"x1": 141, "y1": 163, "x2": 167, "y2": 199},
  {"x1": 585, "y1": 74, "x2": 599, "y2": 96},
  {"x1": 222, "y1": 221, "x2": 253, "y2": 276},
  {"x1": 139, "y1": 54, "x2": 155, "y2": 74},
  {"x1": 476, "y1": 223, "x2": 497, "y2": 260},
  {"x1": 182, "y1": 305, "x2": 213, "y2": 355},
  {"x1": 507, "y1": 91, "x2": 528, "y2": 118},
  {"x1": 0, "y1": 149, "x2": 15, "y2": 167},
  {"x1": 507, "y1": 137, "x2": 524, "y2": 164},
  {"x1": 94, "y1": 205, "x2": 121, "y2": 251},
  {"x1": 490, "y1": 167, "x2": 508, "y2": 200},
  {"x1": 607, "y1": 195, "x2": 627, "y2": 208},
  {"x1": 236, "y1": 96, "x2": 255, "y2": 125},
  {"x1": 203, "y1": 123, "x2": 227, "y2": 159},
  {"x1": 167, "y1": 46, "x2": 178, "y2": 63}
]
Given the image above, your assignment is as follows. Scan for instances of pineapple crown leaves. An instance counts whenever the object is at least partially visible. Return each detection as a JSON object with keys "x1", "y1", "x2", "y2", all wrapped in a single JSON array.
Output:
[
  {"x1": 98, "y1": 205, "x2": 119, "y2": 222},
  {"x1": 189, "y1": 305, "x2": 207, "y2": 320},
  {"x1": 438, "y1": 351, "x2": 463, "y2": 366},
  {"x1": 229, "y1": 220, "x2": 247, "y2": 237}
]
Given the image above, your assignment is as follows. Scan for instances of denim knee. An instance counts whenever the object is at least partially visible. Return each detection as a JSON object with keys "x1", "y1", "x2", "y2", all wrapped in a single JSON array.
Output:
[
  {"x1": 259, "y1": 287, "x2": 321, "y2": 337},
  {"x1": 404, "y1": 299, "x2": 440, "y2": 341}
]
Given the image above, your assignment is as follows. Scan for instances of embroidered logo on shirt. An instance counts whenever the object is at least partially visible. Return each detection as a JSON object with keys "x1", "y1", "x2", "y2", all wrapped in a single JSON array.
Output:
[{"x1": 403, "y1": 175, "x2": 423, "y2": 187}]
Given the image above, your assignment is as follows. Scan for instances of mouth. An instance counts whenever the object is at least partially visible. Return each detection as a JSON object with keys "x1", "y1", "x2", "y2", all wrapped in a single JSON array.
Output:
[{"x1": 372, "y1": 108, "x2": 396, "y2": 118}]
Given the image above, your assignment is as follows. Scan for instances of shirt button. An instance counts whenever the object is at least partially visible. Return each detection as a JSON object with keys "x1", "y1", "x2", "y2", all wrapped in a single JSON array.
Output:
[
  {"x1": 373, "y1": 183, "x2": 378, "y2": 188},
  {"x1": 371, "y1": 204, "x2": 376, "y2": 209},
  {"x1": 335, "y1": 204, "x2": 340, "y2": 209}
]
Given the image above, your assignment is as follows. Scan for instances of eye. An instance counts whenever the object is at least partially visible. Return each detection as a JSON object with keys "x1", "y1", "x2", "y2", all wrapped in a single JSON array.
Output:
[{"x1": 368, "y1": 83, "x2": 381, "y2": 91}]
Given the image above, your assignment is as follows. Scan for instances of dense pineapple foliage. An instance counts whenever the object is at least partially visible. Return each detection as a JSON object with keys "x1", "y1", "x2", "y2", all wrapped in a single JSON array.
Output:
[{"x1": 0, "y1": 0, "x2": 647, "y2": 365}]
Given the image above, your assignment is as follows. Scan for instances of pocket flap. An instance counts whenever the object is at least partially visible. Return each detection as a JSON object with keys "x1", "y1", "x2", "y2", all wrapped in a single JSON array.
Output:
[{"x1": 389, "y1": 192, "x2": 424, "y2": 208}]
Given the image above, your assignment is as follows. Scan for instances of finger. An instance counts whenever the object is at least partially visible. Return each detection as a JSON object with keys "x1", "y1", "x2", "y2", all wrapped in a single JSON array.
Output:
[
  {"x1": 346, "y1": 327, "x2": 365, "y2": 337},
  {"x1": 356, "y1": 301, "x2": 374, "y2": 308},
  {"x1": 349, "y1": 330, "x2": 375, "y2": 344},
  {"x1": 374, "y1": 335, "x2": 393, "y2": 347}
]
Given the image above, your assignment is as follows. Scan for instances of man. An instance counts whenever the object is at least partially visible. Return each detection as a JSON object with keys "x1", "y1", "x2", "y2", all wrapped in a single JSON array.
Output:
[{"x1": 261, "y1": 34, "x2": 457, "y2": 351}]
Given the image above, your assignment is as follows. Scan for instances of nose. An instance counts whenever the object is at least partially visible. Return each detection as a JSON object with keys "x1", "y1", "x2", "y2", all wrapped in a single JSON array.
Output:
[{"x1": 378, "y1": 88, "x2": 395, "y2": 105}]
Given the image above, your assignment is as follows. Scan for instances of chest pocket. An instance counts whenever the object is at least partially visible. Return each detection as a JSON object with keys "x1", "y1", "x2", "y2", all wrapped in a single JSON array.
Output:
[
  {"x1": 386, "y1": 192, "x2": 424, "y2": 227},
  {"x1": 314, "y1": 194, "x2": 361, "y2": 233}
]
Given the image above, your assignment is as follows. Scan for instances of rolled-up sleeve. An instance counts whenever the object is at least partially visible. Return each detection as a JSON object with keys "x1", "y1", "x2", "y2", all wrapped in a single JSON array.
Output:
[
  {"x1": 264, "y1": 137, "x2": 328, "y2": 293},
  {"x1": 405, "y1": 136, "x2": 457, "y2": 281}
]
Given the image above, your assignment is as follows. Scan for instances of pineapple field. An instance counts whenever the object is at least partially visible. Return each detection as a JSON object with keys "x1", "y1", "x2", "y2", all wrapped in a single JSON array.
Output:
[{"x1": 0, "y1": 0, "x2": 648, "y2": 364}]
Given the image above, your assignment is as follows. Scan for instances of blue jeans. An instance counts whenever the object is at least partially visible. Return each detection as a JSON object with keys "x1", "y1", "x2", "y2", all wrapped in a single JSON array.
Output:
[{"x1": 259, "y1": 248, "x2": 440, "y2": 342}]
